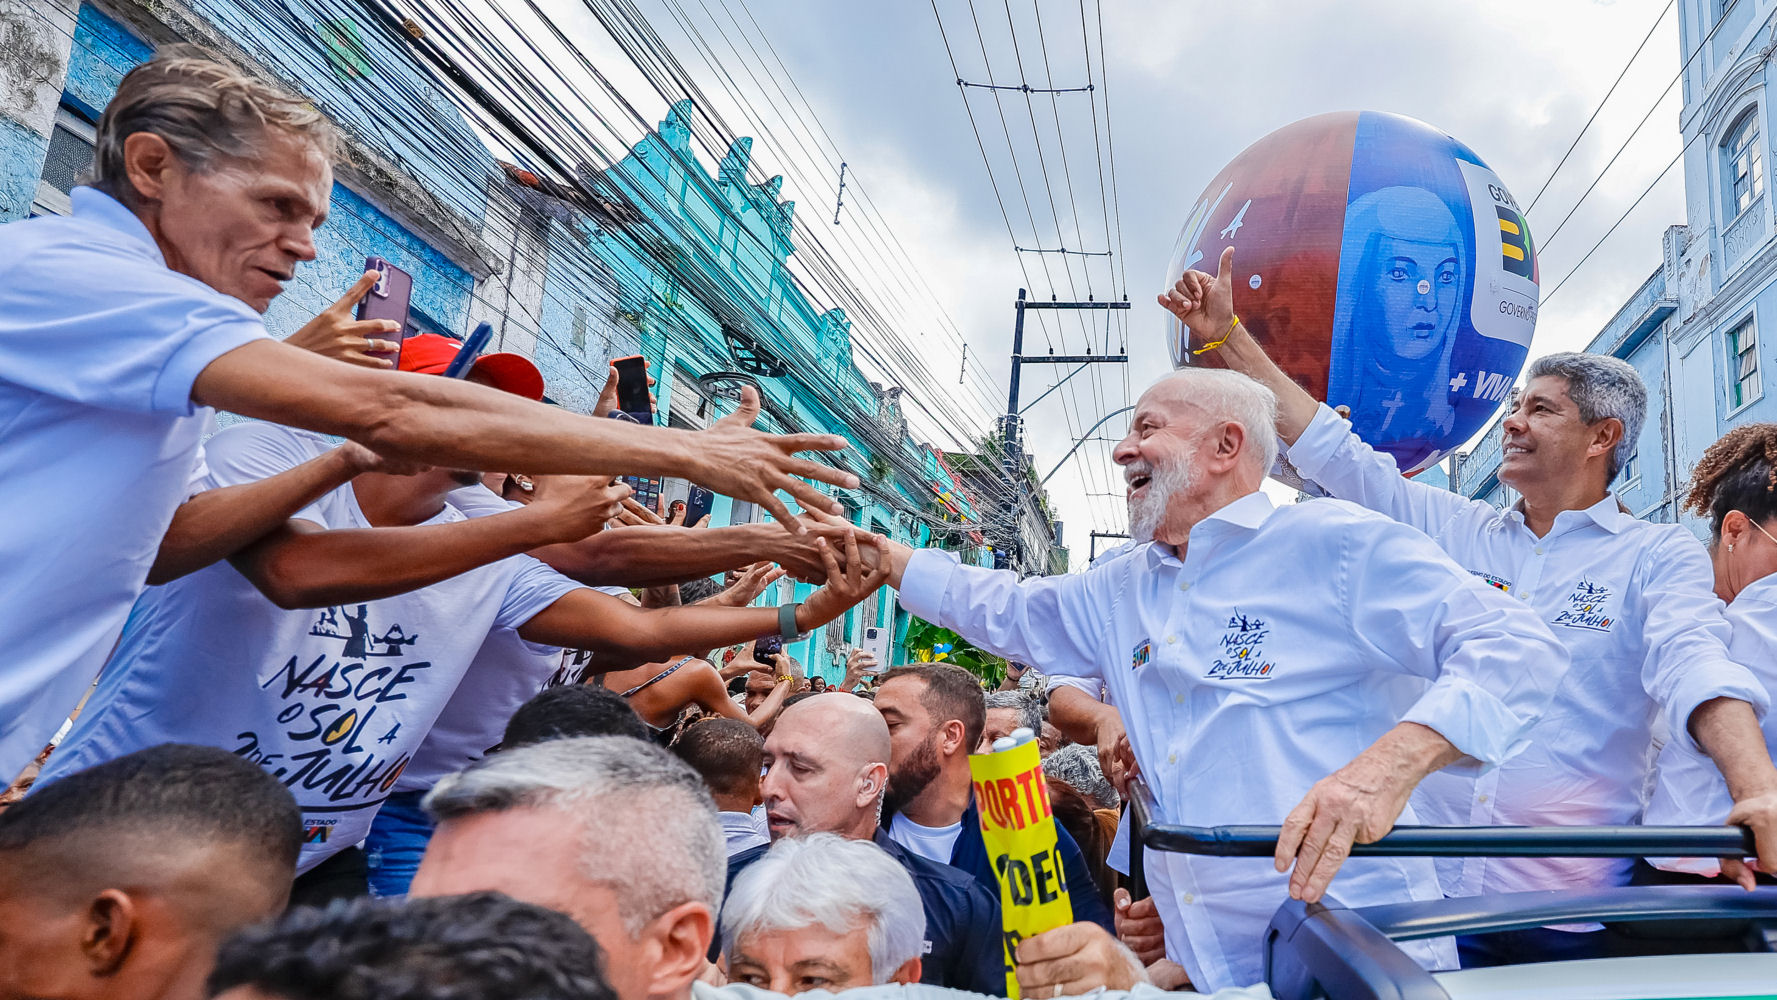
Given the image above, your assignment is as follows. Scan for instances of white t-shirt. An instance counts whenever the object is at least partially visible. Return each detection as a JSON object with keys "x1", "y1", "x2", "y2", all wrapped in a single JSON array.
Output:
[
  {"x1": 0, "y1": 188, "x2": 267, "y2": 783},
  {"x1": 38, "y1": 423, "x2": 579, "y2": 872},
  {"x1": 393, "y1": 487, "x2": 631, "y2": 792},
  {"x1": 885, "y1": 811, "x2": 964, "y2": 865}
]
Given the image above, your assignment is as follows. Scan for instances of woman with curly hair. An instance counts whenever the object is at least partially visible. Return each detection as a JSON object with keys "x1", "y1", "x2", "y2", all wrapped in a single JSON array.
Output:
[{"x1": 1644, "y1": 423, "x2": 1777, "y2": 883}]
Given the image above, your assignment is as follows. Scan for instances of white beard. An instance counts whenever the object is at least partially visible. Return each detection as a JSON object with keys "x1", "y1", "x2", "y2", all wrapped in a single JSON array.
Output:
[{"x1": 1127, "y1": 452, "x2": 1198, "y2": 543}]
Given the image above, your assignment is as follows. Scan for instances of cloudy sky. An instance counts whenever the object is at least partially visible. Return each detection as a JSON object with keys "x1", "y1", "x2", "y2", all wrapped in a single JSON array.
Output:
[{"x1": 546, "y1": 0, "x2": 1688, "y2": 558}]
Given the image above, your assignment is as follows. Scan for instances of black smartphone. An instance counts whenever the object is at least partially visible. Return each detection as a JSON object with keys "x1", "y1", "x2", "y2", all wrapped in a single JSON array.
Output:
[
  {"x1": 355, "y1": 257, "x2": 413, "y2": 365},
  {"x1": 611, "y1": 354, "x2": 652, "y2": 424},
  {"x1": 682, "y1": 484, "x2": 715, "y2": 526},
  {"x1": 754, "y1": 635, "x2": 784, "y2": 665}
]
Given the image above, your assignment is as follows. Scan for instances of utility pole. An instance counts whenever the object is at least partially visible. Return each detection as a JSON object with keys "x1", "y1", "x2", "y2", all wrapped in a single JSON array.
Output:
[
  {"x1": 1088, "y1": 531, "x2": 1131, "y2": 563},
  {"x1": 998, "y1": 288, "x2": 1131, "y2": 573}
]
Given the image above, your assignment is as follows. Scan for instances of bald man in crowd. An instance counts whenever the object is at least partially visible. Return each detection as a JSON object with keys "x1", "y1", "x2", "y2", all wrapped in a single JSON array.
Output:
[
  {"x1": 0, "y1": 744, "x2": 301, "y2": 1000},
  {"x1": 728, "y1": 694, "x2": 999, "y2": 993}
]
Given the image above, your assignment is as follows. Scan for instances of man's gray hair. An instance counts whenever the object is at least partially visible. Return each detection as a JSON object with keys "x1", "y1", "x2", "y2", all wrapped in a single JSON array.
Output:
[
  {"x1": 1042, "y1": 742, "x2": 1119, "y2": 810},
  {"x1": 424, "y1": 736, "x2": 725, "y2": 935},
  {"x1": 1525, "y1": 352, "x2": 1647, "y2": 479},
  {"x1": 90, "y1": 46, "x2": 339, "y2": 206},
  {"x1": 722, "y1": 834, "x2": 925, "y2": 983},
  {"x1": 983, "y1": 690, "x2": 1042, "y2": 734},
  {"x1": 1160, "y1": 368, "x2": 1281, "y2": 474}
]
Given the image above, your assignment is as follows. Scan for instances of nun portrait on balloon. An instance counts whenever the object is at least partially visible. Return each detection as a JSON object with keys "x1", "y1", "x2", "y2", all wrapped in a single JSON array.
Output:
[
  {"x1": 1162, "y1": 110, "x2": 1541, "y2": 475},
  {"x1": 1328, "y1": 185, "x2": 1468, "y2": 455}
]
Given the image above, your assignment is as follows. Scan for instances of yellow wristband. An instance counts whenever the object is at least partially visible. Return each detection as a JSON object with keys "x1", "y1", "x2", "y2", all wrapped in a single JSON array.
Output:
[{"x1": 1193, "y1": 314, "x2": 1240, "y2": 355}]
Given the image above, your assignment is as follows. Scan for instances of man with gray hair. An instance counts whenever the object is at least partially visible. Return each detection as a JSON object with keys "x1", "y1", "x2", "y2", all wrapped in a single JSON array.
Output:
[
  {"x1": 409, "y1": 736, "x2": 725, "y2": 1000},
  {"x1": 876, "y1": 365, "x2": 1570, "y2": 989},
  {"x1": 721, "y1": 833, "x2": 926, "y2": 993},
  {"x1": 1163, "y1": 248, "x2": 1777, "y2": 967},
  {"x1": 979, "y1": 690, "x2": 1043, "y2": 751},
  {"x1": 0, "y1": 47, "x2": 857, "y2": 788}
]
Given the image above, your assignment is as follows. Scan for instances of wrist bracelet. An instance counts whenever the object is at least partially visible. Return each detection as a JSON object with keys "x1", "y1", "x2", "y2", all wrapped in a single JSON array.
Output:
[
  {"x1": 1192, "y1": 314, "x2": 1240, "y2": 356},
  {"x1": 778, "y1": 601, "x2": 803, "y2": 643}
]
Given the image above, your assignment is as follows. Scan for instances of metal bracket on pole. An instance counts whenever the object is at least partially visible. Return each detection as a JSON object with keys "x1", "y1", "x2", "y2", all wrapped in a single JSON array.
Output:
[{"x1": 999, "y1": 289, "x2": 1134, "y2": 573}]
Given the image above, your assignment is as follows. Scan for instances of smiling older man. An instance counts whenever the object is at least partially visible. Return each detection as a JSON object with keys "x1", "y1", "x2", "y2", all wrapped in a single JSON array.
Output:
[
  {"x1": 0, "y1": 48, "x2": 857, "y2": 787},
  {"x1": 876, "y1": 367, "x2": 1569, "y2": 990}
]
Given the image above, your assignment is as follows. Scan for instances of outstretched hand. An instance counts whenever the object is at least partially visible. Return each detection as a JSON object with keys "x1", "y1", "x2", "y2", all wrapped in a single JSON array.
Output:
[
  {"x1": 797, "y1": 530, "x2": 892, "y2": 629},
  {"x1": 711, "y1": 562, "x2": 785, "y2": 608},
  {"x1": 1156, "y1": 246, "x2": 1238, "y2": 348},
  {"x1": 693, "y1": 386, "x2": 858, "y2": 530},
  {"x1": 527, "y1": 475, "x2": 633, "y2": 543},
  {"x1": 288, "y1": 271, "x2": 403, "y2": 369}
]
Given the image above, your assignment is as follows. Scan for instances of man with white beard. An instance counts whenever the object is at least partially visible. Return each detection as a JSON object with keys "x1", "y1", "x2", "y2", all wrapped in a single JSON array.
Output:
[{"x1": 871, "y1": 367, "x2": 1570, "y2": 991}]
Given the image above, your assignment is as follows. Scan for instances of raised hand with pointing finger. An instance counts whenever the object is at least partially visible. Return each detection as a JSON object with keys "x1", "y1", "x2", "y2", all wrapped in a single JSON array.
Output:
[
  {"x1": 287, "y1": 270, "x2": 403, "y2": 368},
  {"x1": 1157, "y1": 246, "x2": 1238, "y2": 356}
]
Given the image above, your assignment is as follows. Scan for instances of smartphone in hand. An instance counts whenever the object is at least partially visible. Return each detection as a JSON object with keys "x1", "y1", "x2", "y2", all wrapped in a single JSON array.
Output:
[
  {"x1": 356, "y1": 257, "x2": 413, "y2": 365},
  {"x1": 611, "y1": 354, "x2": 652, "y2": 424},
  {"x1": 683, "y1": 485, "x2": 715, "y2": 526}
]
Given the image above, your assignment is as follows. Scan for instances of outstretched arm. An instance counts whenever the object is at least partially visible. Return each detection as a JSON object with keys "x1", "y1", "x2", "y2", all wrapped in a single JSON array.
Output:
[
  {"x1": 194, "y1": 340, "x2": 857, "y2": 528},
  {"x1": 518, "y1": 531, "x2": 891, "y2": 662},
  {"x1": 884, "y1": 538, "x2": 1107, "y2": 679},
  {"x1": 532, "y1": 512, "x2": 832, "y2": 589},
  {"x1": 231, "y1": 476, "x2": 627, "y2": 609},
  {"x1": 149, "y1": 442, "x2": 383, "y2": 585}
]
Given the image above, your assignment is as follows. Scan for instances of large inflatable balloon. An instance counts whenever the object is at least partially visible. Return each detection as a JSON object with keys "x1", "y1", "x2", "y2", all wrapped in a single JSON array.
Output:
[{"x1": 1164, "y1": 111, "x2": 1539, "y2": 473}]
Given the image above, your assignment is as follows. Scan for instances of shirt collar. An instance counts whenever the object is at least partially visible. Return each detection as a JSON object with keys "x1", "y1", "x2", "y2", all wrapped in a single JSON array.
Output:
[
  {"x1": 1144, "y1": 490, "x2": 1275, "y2": 567},
  {"x1": 1505, "y1": 491, "x2": 1629, "y2": 534},
  {"x1": 70, "y1": 186, "x2": 164, "y2": 265},
  {"x1": 1737, "y1": 571, "x2": 1777, "y2": 605}
]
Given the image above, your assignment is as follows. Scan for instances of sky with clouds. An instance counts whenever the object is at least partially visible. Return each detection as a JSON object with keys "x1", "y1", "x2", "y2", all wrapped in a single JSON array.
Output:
[{"x1": 546, "y1": 0, "x2": 1688, "y2": 558}]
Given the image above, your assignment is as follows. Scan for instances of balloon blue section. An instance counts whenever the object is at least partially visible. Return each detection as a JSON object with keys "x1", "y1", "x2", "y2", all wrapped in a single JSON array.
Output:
[{"x1": 1329, "y1": 111, "x2": 1530, "y2": 472}]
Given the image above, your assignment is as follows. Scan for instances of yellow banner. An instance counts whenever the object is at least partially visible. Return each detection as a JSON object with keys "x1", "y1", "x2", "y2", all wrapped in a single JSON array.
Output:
[{"x1": 968, "y1": 737, "x2": 1073, "y2": 999}]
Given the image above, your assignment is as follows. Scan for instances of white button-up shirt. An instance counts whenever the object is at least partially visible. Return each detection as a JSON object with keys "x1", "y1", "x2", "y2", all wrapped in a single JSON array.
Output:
[
  {"x1": 900, "y1": 491, "x2": 1567, "y2": 990},
  {"x1": 0, "y1": 188, "x2": 267, "y2": 784},
  {"x1": 1645, "y1": 572, "x2": 1777, "y2": 875},
  {"x1": 1289, "y1": 403, "x2": 1768, "y2": 899}
]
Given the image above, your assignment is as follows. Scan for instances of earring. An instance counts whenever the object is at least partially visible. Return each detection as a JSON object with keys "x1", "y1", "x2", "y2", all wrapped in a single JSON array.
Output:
[{"x1": 1729, "y1": 544, "x2": 1736, "y2": 553}]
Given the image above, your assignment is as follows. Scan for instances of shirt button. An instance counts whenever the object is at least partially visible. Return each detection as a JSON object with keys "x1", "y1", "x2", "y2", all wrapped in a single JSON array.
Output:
[
  {"x1": 1168, "y1": 753, "x2": 1178, "y2": 764},
  {"x1": 1174, "y1": 693, "x2": 1184, "y2": 705},
  {"x1": 1478, "y1": 795, "x2": 1490, "y2": 804},
  {"x1": 1183, "y1": 893, "x2": 1195, "y2": 904},
  {"x1": 1179, "y1": 581, "x2": 1192, "y2": 592},
  {"x1": 1166, "y1": 635, "x2": 1178, "y2": 644},
  {"x1": 1534, "y1": 546, "x2": 1543, "y2": 555}
]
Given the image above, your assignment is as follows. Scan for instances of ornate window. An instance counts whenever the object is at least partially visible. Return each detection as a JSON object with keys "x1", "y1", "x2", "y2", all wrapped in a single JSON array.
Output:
[
  {"x1": 1728, "y1": 316, "x2": 1761, "y2": 409},
  {"x1": 1723, "y1": 108, "x2": 1764, "y2": 219}
]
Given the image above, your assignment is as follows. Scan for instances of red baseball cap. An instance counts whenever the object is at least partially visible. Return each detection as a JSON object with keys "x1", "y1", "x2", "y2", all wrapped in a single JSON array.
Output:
[{"x1": 399, "y1": 333, "x2": 546, "y2": 401}]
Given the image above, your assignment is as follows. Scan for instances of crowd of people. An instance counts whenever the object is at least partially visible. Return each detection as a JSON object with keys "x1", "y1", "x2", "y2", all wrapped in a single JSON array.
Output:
[{"x1": 3, "y1": 44, "x2": 1777, "y2": 1000}]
